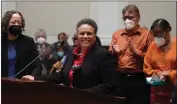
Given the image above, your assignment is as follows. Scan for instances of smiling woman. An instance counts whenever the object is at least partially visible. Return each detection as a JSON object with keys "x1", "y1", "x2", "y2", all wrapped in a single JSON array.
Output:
[
  {"x1": 22, "y1": 18, "x2": 118, "y2": 96},
  {"x1": 76, "y1": 19, "x2": 97, "y2": 52}
]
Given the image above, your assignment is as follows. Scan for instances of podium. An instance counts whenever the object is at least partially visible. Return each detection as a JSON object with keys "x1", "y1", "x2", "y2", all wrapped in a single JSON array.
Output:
[{"x1": 2, "y1": 78, "x2": 126, "y2": 104}]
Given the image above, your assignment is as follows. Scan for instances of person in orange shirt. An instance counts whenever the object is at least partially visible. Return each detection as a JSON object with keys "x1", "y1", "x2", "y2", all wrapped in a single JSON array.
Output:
[
  {"x1": 144, "y1": 19, "x2": 176, "y2": 104},
  {"x1": 109, "y1": 4, "x2": 153, "y2": 104}
]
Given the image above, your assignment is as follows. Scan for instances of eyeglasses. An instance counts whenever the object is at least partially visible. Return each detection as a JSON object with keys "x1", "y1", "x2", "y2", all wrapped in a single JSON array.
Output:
[{"x1": 123, "y1": 16, "x2": 134, "y2": 21}]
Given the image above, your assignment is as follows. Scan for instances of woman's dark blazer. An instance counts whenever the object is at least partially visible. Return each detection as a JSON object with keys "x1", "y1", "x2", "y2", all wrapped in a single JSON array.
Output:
[
  {"x1": 1, "y1": 34, "x2": 42, "y2": 78},
  {"x1": 35, "y1": 43, "x2": 117, "y2": 95}
]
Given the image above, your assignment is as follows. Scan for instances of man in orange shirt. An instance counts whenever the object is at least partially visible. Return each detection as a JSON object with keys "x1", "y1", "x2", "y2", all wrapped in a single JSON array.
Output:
[
  {"x1": 144, "y1": 19, "x2": 176, "y2": 104},
  {"x1": 109, "y1": 4, "x2": 153, "y2": 104}
]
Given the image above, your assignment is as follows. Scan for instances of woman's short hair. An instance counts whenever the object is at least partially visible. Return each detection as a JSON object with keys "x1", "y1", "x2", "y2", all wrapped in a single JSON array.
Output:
[
  {"x1": 76, "y1": 18, "x2": 98, "y2": 34},
  {"x1": 35, "y1": 29, "x2": 47, "y2": 39},
  {"x1": 58, "y1": 32, "x2": 68, "y2": 40}
]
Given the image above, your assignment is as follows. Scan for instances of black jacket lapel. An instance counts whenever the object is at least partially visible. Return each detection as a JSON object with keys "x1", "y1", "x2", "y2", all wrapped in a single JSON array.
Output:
[
  {"x1": 82, "y1": 44, "x2": 97, "y2": 72},
  {"x1": 62, "y1": 51, "x2": 74, "y2": 85}
]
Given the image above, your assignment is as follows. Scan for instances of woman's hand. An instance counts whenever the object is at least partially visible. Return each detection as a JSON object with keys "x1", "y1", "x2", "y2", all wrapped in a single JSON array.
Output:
[{"x1": 22, "y1": 75, "x2": 34, "y2": 81}]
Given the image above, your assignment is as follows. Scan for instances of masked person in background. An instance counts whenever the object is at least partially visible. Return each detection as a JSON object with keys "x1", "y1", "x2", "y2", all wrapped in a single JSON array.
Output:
[
  {"x1": 58, "y1": 32, "x2": 70, "y2": 47},
  {"x1": 34, "y1": 29, "x2": 58, "y2": 75},
  {"x1": 55, "y1": 32, "x2": 72, "y2": 58},
  {"x1": 143, "y1": 19, "x2": 176, "y2": 104},
  {"x1": 58, "y1": 32, "x2": 68, "y2": 42},
  {"x1": 50, "y1": 43, "x2": 69, "y2": 74},
  {"x1": 109, "y1": 4, "x2": 153, "y2": 104},
  {"x1": 1, "y1": 10, "x2": 42, "y2": 78}
]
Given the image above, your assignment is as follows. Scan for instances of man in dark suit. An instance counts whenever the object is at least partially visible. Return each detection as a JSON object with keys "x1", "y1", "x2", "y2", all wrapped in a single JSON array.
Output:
[
  {"x1": 1, "y1": 10, "x2": 42, "y2": 78},
  {"x1": 34, "y1": 29, "x2": 58, "y2": 75},
  {"x1": 22, "y1": 18, "x2": 118, "y2": 95}
]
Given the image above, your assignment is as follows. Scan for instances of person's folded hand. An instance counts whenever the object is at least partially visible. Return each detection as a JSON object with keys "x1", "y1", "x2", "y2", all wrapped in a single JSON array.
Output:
[{"x1": 22, "y1": 75, "x2": 34, "y2": 81}]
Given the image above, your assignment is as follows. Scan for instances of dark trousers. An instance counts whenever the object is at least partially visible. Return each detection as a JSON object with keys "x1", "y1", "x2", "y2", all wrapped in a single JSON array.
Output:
[
  {"x1": 172, "y1": 85, "x2": 177, "y2": 104},
  {"x1": 115, "y1": 71, "x2": 150, "y2": 104}
]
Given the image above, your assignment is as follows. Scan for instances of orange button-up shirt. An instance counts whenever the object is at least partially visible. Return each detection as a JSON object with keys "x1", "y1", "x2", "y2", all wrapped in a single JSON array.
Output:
[
  {"x1": 143, "y1": 37, "x2": 176, "y2": 104},
  {"x1": 143, "y1": 37, "x2": 176, "y2": 84},
  {"x1": 109, "y1": 26, "x2": 153, "y2": 70}
]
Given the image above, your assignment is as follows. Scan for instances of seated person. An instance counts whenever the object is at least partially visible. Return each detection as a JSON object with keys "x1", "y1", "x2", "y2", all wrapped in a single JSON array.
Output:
[
  {"x1": 22, "y1": 18, "x2": 117, "y2": 95},
  {"x1": 34, "y1": 29, "x2": 58, "y2": 75},
  {"x1": 53, "y1": 32, "x2": 72, "y2": 60},
  {"x1": 50, "y1": 46, "x2": 68, "y2": 74},
  {"x1": 143, "y1": 19, "x2": 176, "y2": 104},
  {"x1": 58, "y1": 32, "x2": 68, "y2": 43},
  {"x1": 57, "y1": 32, "x2": 70, "y2": 48}
]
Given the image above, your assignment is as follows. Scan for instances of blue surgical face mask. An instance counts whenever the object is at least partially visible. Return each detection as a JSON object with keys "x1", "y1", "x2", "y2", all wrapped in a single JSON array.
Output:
[{"x1": 57, "y1": 51, "x2": 64, "y2": 57}]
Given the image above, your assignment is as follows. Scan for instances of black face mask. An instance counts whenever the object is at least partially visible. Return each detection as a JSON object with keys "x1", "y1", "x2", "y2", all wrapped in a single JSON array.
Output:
[{"x1": 8, "y1": 25, "x2": 22, "y2": 36}]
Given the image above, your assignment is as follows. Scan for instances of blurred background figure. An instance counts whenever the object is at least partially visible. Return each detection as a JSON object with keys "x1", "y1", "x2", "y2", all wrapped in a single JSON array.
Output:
[
  {"x1": 72, "y1": 32, "x2": 79, "y2": 47},
  {"x1": 50, "y1": 44, "x2": 68, "y2": 74},
  {"x1": 57, "y1": 32, "x2": 72, "y2": 53},
  {"x1": 49, "y1": 33, "x2": 73, "y2": 74},
  {"x1": 34, "y1": 29, "x2": 58, "y2": 75},
  {"x1": 58, "y1": 32, "x2": 69, "y2": 45},
  {"x1": 144, "y1": 19, "x2": 176, "y2": 104},
  {"x1": 96, "y1": 36, "x2": 102, "y2": 47}
]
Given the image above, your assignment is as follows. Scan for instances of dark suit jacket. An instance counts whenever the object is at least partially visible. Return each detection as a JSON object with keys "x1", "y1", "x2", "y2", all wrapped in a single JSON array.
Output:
[
  {"x1": 35, "y1": 43, "x2": 117, "y2": 95},
  {"x1": 1, "y1": 34, "x2": 42, "y2": 78}
]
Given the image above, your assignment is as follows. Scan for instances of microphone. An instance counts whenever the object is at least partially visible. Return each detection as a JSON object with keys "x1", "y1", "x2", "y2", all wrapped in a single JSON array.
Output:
[{"x1": 13, "y1": 41, "x2": 64, "y2": 78}]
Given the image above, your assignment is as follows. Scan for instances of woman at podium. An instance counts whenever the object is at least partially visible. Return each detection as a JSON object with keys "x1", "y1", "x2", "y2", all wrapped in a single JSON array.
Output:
[
  {"x1": 22, "y1": 18, "x2": 117, "y2": 95},
  {"x1": 1, "y1": 10, "x2": 42, "y2": 78}
]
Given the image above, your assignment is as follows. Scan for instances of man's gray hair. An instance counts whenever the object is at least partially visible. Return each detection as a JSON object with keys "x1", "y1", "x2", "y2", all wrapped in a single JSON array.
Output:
[{"x1": 35, "y1": 29, "x2": 47, "y2": 39}]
